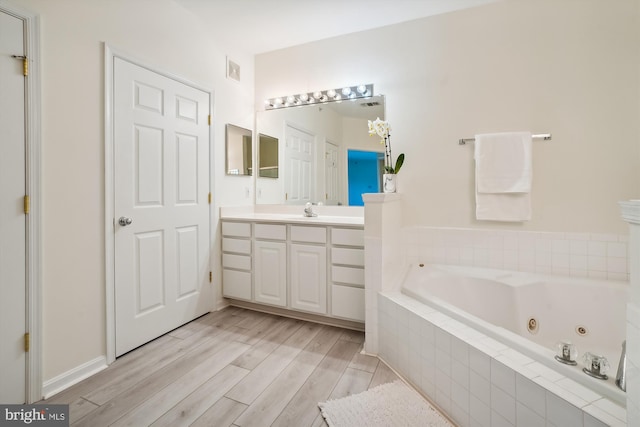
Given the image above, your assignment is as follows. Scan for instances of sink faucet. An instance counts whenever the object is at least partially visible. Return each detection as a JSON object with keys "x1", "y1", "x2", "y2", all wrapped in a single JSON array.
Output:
[{"x1": 304, "y1": 202, "x2": 317, "y2": 217}]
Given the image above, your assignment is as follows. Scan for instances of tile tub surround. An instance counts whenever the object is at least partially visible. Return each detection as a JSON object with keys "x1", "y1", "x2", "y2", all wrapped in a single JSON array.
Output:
[
  {"x1": 620, "y1": 200, "x2": 640, "y2": 427},
  {"x1": 378, "y1": 292, "x2": 627, "y2": 427},
  {"x1": 363, "y1": 193, "x2": 404, "y2": 354},
  {"x1": 401, "y1": 226, "x2": 629, "y2": 282},
  {"x1": 362, "y1": 195, "x2": 634, "y2": 425}
]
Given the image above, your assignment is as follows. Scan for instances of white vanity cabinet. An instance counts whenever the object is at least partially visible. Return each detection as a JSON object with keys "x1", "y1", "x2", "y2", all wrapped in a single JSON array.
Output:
[
  {"x1": 221, "y1": 221, "x2": 252, "y2": 300},
  {"x1": 221, "y1": 217, "x2": 364, "y2": 326},
  {"x1": 289, "y1": 226, "x2": 327, "y2": 314},
  {"x1": 253, "y1": 224, "x2": 287, "y2": 307},
  {"x1": 330, "y1": 228, "x2": 365, "y2": 322}
]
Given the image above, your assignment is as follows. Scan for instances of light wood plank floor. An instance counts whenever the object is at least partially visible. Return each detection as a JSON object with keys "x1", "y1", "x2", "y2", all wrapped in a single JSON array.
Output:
[{"x1": 41, "y1": 307, "x2": 401, "y2": 426}]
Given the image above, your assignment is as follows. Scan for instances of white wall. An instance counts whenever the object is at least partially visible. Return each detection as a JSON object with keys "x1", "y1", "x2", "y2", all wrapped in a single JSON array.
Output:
[
  {"x1": 19, "y1": 0, "x2": 254, "y2": 383},
  {"x1": 256, "y1": 0, "x2": 640, "y2": 234}
]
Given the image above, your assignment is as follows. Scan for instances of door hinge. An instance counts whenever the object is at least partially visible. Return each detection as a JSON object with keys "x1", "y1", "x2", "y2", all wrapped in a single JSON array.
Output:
[
  {"x1": 12, "y1": 55, "x2": 28, "y2": 76},
  {"x1": 24, "y1": 195, "x2": 30, "y2": 214},
  {"x1": 285, "y1": 193, "x2": 288, "y2": 201},
  {"x1": 24, "y1": 333, "x2": 30, "y2": 352},
  {"x1": 208, "y1": 115, "x2": 211, "y2": 126},
  {"x1": 326, "y1": 193, "x2": 328, "y2": 200},
  {"x1": 209, "y1": 271, "x2": 212, "y2": 283},
  {"x1": 208, "y1": 192, "x2": 212, "y2": 204}
]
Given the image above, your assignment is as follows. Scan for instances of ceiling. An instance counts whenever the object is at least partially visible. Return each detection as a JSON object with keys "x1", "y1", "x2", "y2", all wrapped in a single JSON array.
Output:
[{"x1": 175, "y1": 0, "x2": 497, "y2": 55}]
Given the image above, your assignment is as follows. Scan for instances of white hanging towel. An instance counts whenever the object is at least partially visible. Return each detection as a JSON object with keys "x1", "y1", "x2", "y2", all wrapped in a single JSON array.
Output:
[{"x1": 475, "y1": 131, "x2": 532, "y2": 221}]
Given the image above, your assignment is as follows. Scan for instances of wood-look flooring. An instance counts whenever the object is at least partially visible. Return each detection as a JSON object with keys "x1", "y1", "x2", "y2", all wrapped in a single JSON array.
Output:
[{"x1": 41, "y1": 306, "x2": 401, "y2": 426}]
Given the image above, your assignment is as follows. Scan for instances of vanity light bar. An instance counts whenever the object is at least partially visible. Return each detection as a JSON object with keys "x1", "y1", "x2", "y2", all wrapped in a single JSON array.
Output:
[{"x1": 264, "y1": 84, "x2": 374, "y2": 110}]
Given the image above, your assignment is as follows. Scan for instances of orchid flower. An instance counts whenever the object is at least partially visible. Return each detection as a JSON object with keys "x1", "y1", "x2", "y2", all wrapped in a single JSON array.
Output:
[
  {"x1": 366, "y1": 118, "x2": 405, "y2": 175},
  {"x1": 367, "y1": 117, "x2": 390, "y2": 143}
]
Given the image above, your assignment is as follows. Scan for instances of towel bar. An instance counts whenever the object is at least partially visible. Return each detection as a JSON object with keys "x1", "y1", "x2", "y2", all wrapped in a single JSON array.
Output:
[{"x1": 459, "y1": 133, "x2": 552, "y2": 145}]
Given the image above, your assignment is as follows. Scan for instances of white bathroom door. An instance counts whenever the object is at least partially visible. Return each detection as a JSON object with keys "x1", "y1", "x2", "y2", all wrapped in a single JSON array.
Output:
[
  {"x1": 113, "y1": 57, "x2": 212, "y2": 356},
  {"x1": 284, "y1": 124, "x2": 314, "y2": 204},
  {"x1": 0, "y1": 9, "x2": 27, "y2": 404}
]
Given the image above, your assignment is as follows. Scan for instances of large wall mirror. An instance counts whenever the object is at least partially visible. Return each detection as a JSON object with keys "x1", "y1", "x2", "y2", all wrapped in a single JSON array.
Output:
[
  {"x1": 256, "y1": 95, "x2": 385, "y2": 206},
  {"x1": 226, "y1": 124, "x2": 253, "y2": 176}
]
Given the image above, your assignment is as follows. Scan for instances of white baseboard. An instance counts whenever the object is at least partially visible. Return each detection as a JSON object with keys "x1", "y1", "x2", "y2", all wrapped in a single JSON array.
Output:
[{"x1": 42, "y1": 356, "x2": 108, "y2": 399}]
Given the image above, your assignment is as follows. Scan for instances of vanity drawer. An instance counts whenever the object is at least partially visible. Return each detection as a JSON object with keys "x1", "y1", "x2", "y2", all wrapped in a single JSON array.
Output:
[
  {"x1": 332, "y1": 265, "x2": 364, "y2": 287},
  {"x1": 331, "y1": 247, "x2": 364, "y2": 267},
  {"x1": 223, "y1": 269, "x2": 252, "y2": 300},
  {"x1": 222, "y1": 253, "x2": 251, "y2": 271},
  {"x1": 331, "y1": 284, "x2": 364, "y2": 322},
  {"x1": 222, "y1": 238, "x2": 251, "y2": 255},
  {"x1": 331, "y1": 228, "x2": 364, "y2": 247},
  {"x1": 254, "y1": 223, "x2": 287, "y2": 240},
  {"x1": 291, "y1": 225, "x2": 326, "y2": 244},
  {"x1": 222, "y1": 221, "x2": 251, "y2": 238}
]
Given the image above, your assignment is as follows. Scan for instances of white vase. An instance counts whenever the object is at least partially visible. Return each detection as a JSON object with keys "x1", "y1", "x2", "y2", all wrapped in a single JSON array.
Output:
[{"x1": 383, "y1": 173, "x2": 397, "y2": 193}]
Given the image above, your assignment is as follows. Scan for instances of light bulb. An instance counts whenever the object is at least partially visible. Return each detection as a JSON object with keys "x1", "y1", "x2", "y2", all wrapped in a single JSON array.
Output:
[
  {"x1": 341, "y1": 87, "x2": 352, "y2": 96},
  {"x1": 313, "y1": 91, "x2": 322, "y2": 100},
  {"x1": 273, "y1": 97, "x2": 283, "y2": 105},
  {"x1": 299, "y1": 93, "x2": 309, "y2": 102},
  {"x1": 286, "y1": 95, "x2": 296, "y2": 104},
  {"x1": 356, "y1": 85, "x2": 367, "y2": 95},
  {"x1": 327, "y1": 89, "x2": 336, "y2": 98}
]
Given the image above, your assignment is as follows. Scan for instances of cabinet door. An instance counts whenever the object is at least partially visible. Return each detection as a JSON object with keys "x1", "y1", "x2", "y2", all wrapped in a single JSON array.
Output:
[
  {"x1": 254, "y1": 240, "x2": 287, "y2": 307},
  {"x1": 290, "y1": 244, "x2": 327, "y2": 314},
  {"x1": 222, "y1": 269, "x2": 252, "y2": 300}
]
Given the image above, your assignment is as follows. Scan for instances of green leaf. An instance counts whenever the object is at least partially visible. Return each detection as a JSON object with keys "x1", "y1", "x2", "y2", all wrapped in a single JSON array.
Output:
[{"x1": 393, "y1": 153, "x2": 405, "y2": 174}]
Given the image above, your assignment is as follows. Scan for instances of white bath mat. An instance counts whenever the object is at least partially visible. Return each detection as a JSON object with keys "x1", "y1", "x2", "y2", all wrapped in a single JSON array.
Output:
[{"x1": 318, "y1": 380, "x2": 454, "y2": 427}]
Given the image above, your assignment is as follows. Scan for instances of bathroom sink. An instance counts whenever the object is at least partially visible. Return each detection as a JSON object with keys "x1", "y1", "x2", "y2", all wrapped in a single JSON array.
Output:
[{"x1": 286, "y1": 215, "x2": 322, "y2": 220}]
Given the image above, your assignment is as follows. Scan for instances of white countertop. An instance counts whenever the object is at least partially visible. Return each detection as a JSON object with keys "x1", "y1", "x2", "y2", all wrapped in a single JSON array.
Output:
[{"x1": 220, "y1": 205, "x2": 364, "y2": 227}]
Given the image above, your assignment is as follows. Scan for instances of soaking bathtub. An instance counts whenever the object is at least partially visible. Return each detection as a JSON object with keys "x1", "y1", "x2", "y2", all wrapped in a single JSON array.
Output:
[{"x1": 399, "y1": 263, "x2": 629, "y2": 405}]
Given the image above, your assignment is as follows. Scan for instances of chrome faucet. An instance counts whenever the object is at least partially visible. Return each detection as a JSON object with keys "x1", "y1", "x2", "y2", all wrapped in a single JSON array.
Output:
[
  {"x1": 304, "y1": 202, "x2": 317, "y2": 217},
  {"x1": 582, "y1": 352, "x2": 610, "y2": 380},
  {"x1": 616, "y1": 340, "x2": 626, "y2": 392}
]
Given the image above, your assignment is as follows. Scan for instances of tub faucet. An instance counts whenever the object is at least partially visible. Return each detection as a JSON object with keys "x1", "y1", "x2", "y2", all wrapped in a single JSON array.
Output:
[
  {"x1": 582, "y1": 352, "x2": 610, "y2": 380},
  {"x1": 304, "y1": 202, "x2": 317, "y2": 217},
  {"x1": 616, "y1": 340, "x2": 626, "y2": 392}
]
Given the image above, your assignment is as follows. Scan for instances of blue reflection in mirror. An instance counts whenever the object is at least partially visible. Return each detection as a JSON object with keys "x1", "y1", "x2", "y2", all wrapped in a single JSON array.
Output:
[{"x1": 347, "y1": 150, "x2": 384, "y2": 206}]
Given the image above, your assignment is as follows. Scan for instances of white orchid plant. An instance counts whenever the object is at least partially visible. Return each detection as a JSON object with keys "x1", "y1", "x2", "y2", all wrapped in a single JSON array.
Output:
[{"x1": 367, "y1": 118, "x2": 404, "y2": 174}]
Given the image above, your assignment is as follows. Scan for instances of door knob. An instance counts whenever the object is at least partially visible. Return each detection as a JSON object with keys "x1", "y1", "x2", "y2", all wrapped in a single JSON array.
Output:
[{"x1": 118, "y1": 216, "x2": 133, "y2": 226}]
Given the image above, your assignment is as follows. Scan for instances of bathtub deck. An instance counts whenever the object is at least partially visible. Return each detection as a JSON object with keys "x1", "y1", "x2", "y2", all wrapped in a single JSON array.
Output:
[
  {"x1": 378, "y1": 290, "x2": 627, "y2": 427},
  {"x1": 40, "y1": 307, "x2": 401, "y2": 426}
]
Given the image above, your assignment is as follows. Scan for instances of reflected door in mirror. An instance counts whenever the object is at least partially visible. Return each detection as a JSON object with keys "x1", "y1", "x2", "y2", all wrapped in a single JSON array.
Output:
[
  {"x1": 325, "y1": 141, "x2": 339, "y2": 204},
  {"x1": 285, "y1": 124, "x2": 315, "y2": 204}
]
